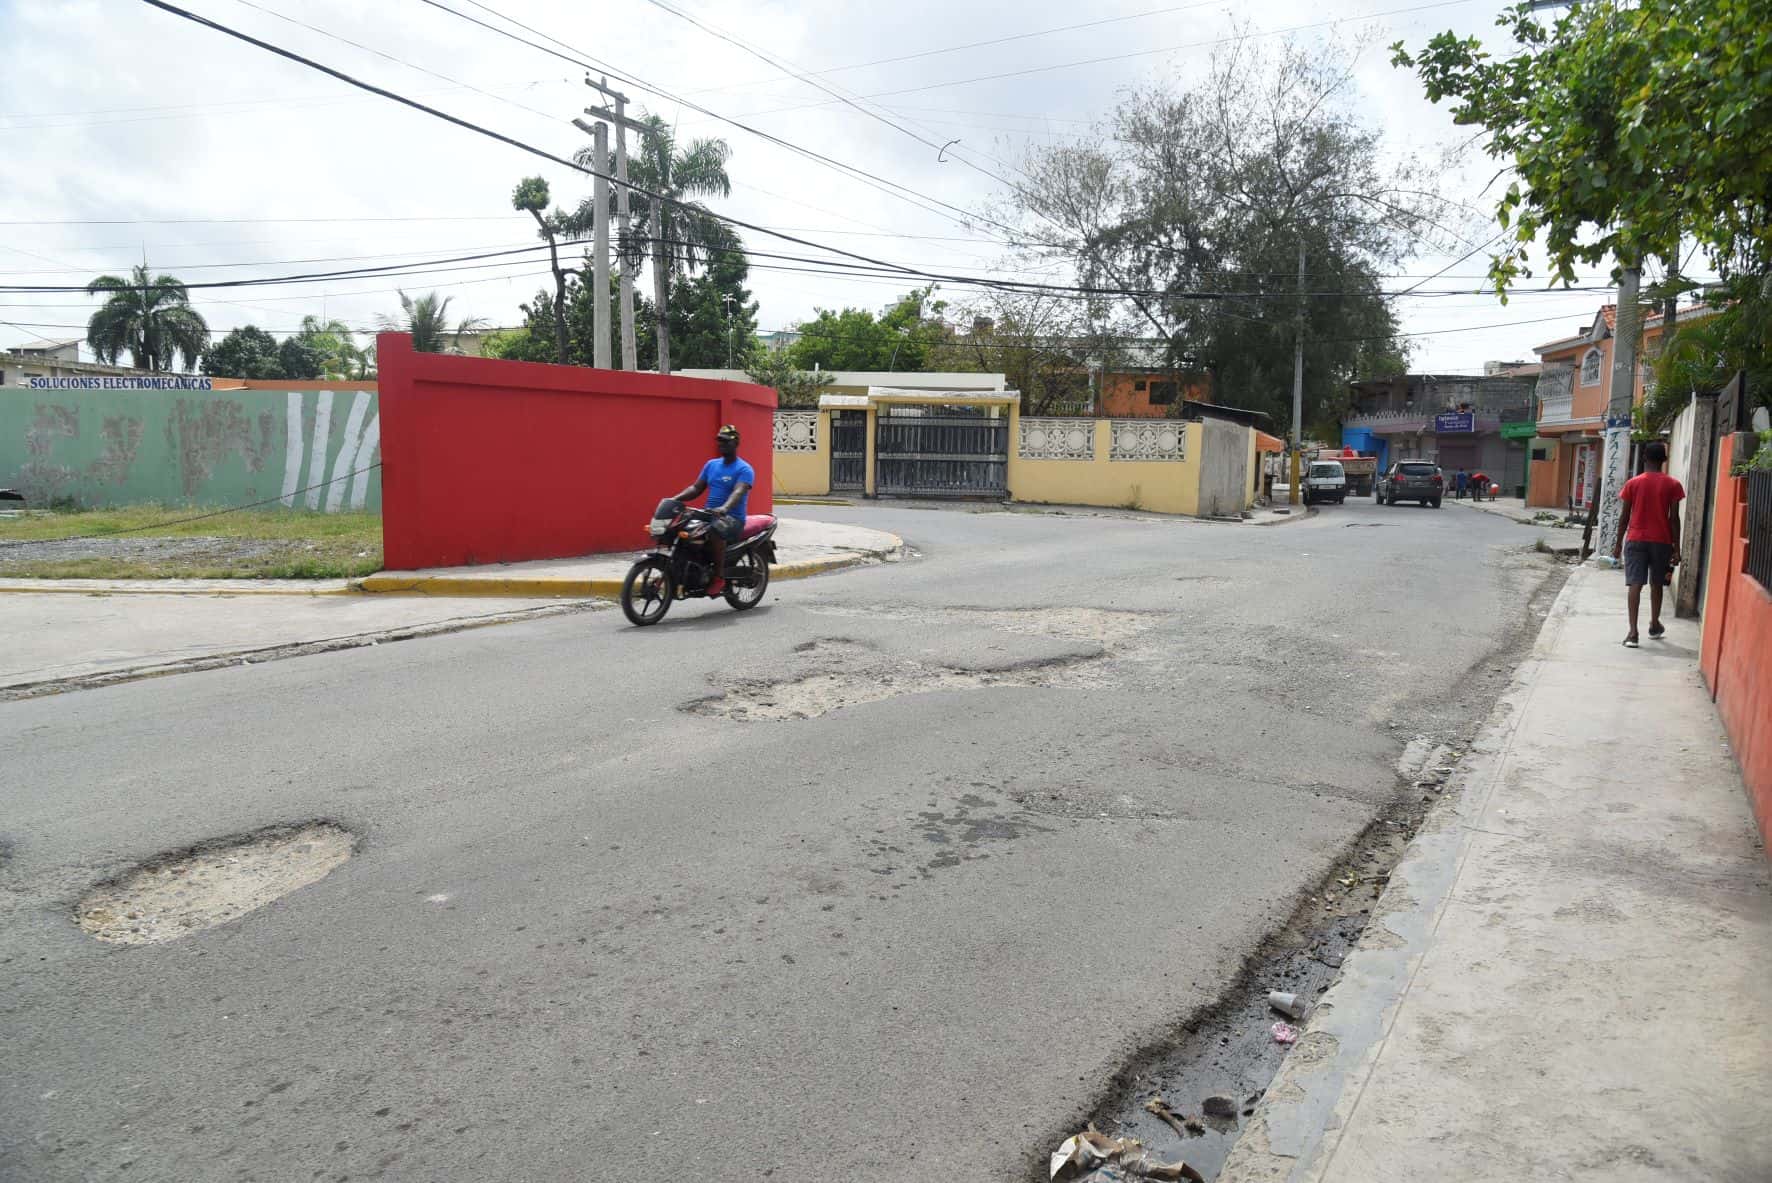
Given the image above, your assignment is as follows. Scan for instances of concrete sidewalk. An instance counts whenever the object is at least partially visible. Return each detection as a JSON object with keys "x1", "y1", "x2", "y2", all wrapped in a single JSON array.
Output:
[
  {"x1": 359, "y1": 516, "x2": 903, "y2": 596},
  {"x1": 1221, "y1": 563, "x2": 1772, "y2": 1183}
]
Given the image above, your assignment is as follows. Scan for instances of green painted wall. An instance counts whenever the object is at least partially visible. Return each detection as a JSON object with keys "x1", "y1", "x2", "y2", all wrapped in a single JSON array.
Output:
[{"x1": 1, "y1": 385, "x2": 381, "y2": 511}]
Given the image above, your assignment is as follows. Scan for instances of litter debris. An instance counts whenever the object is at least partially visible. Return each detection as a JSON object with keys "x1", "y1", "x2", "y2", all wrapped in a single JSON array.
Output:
[
  {"x1": 1201, "y1": 1095, "x2": 1238, "y2": 1120},
  {"x1": 1267, "y1": 990, "x2": 1307, "y2": 1019},
  {"x1": 1050, "y1": 1125, "x2": 1204, "y2": 1182},
  {"x1": 1271, "y1": 1021, "x2": 1299, "y2": 1044},
  {"x1": 1144, "y1": 1096, "x2": 1190, "y2": 1138}
]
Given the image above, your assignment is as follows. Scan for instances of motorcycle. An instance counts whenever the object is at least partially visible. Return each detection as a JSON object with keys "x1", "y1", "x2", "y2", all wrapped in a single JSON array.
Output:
[{"x1": 620, "y1": 498, "x2": 779, "y2": 626}]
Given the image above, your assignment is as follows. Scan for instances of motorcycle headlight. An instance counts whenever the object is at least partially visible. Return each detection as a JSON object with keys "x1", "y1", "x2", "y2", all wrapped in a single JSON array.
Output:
[{"x1": 648, "y1": 521, "x2": 667, "y2": 536}]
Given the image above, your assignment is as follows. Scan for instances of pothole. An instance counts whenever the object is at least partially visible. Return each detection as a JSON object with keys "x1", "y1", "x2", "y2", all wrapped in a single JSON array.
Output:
[
  {"x1": 76, "y1": 822, "x2": 354, "y2": 945},
  {"x1": 691, "y1": 651, "x2": 1104, "y2": 721}
]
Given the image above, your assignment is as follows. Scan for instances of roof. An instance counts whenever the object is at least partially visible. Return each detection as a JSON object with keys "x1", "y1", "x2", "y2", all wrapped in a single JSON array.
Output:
[
  {"x1": 1254, "y1": 430, "x2": 1286, "y2": 452},
  {"x1": 9, "y1": 338, "x2": 81, "y2": 352}
]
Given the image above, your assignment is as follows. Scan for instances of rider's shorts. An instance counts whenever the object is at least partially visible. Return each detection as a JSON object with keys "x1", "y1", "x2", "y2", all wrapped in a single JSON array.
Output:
[{"x1": 709, "y1": 514, "x2": 743, "y2": 543}]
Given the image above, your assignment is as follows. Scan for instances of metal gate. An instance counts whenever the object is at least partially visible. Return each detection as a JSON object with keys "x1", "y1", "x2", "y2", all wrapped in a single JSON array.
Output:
[
  {"x1": 875, "y1": 405, "x2": 1008, "y2": 497},
  {"x1": 830, "y1": 411, "x2": 866, "y2": 491}
]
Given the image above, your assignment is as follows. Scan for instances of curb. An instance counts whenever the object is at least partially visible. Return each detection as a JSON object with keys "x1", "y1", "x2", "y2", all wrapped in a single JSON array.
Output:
[
  {"x1": 0, "y1": 580, "x2": 358, "y2": 597},
  {"x1": 356, "y1": 544, "x2": 902, "y2": 598},
  {"x1": 774, "y1": 496, "x2": 855, "y2": 507},
  {"x1": 1215, "y1": 570, "x2": 1580, "y2": 1183}
]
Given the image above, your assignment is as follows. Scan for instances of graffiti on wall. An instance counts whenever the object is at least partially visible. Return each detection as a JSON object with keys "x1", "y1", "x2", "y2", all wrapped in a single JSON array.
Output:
[{"x1": 1, "y1": 384, "x2": 380, "y2": 511}]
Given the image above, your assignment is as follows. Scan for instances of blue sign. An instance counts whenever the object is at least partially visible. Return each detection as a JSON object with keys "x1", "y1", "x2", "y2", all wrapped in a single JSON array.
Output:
[{"x1": 1434, "y1": 411, "x2": 1475, "y2": 433}]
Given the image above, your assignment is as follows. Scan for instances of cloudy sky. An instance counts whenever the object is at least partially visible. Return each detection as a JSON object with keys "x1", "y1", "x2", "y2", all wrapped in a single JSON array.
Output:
[{"x1": 0, "y1": 0, "x2": 1658, "y2": 374}]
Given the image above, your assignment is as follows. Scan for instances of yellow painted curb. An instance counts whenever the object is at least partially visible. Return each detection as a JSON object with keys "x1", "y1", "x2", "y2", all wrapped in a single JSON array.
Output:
[
  {"x1": 774, "y1": 497, "x2": 855, "y2": 506},
  {"x1": 357, "y1": 550, "x2": 895, "y2": 598}
]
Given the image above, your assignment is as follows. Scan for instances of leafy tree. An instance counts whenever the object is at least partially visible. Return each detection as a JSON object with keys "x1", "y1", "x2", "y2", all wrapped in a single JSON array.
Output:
[
  {"x1": 1394, "y1": 0, "x2": 1771, "y2": 417},
  {"x1": 85, "y1": 265, "x2": 209, "y2": 372},
  {"x1": 277, "y1": 335, "x2": 326, "y2": 380},
  {"x1": 202, "y1": 325, "x2": 284, "y2": 378},
  {"x1": 1394, "y1": 0, "x2": 1770, "y2": 293},
  {"x1": 513, "y1": 175, "x2": 570, "y2": 364},
  {"x1": 925, "y1": 291, "x2": 1100, "y2": 414},
  {"x1": 664, "y1": 241, "x2": 759, "y2": 369},
  {"x1": 378, "y1": 290, "x2": 486, "y2": 353},
  {"x1": 745, "y1": 350, "x2": 834, "y2": 408},
  {"x1": 571, "y1": 114, "x2": 734, "y2": 376},
  {"x1": 787, "y1": 287, "x2": 949, "y2": 372},
  {"x1": 1004, "y1": 36, "x2": 1441, "y2": 432},
  {"x1": 296, "y1": 315, "x2": 368, "y2": 379},
  {"x1": 492, "y1": 267, "x2": 658, "y2": 369}
]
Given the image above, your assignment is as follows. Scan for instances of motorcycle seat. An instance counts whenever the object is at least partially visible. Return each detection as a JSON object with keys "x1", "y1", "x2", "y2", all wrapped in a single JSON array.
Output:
[{"x1": 740, "y1": 514, "x2": 777, "y2": 540}]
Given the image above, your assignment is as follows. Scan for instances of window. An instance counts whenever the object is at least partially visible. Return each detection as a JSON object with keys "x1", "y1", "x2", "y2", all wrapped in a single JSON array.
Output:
[
  {"x1": 1148, "y1": 380, "x2": 1178, "y2": 405},
  {"x1": 1133, "y1": 380, "x2": 1146, "y2": 391},
  {"x1": 1580, "y1": 347, "x2": 1603, "y2": 386}
]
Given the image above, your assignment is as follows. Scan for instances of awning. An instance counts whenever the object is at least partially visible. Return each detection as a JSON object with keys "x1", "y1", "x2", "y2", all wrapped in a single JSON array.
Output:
[{"x1": 1254, "y1": 430, "x2": 1286, "y2": 453}]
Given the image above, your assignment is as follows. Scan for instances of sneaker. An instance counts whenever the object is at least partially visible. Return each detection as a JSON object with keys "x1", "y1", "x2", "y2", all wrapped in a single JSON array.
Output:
[
  {"x1": 1648, "y1": 622, "x2": 1666, "y2": 638},
  {"x1": 1623, "y1": 634, "x2": 1640, "y2": 648},
  {"x1": 706, "y1": 578, "x2": 726, "y2": 598}
]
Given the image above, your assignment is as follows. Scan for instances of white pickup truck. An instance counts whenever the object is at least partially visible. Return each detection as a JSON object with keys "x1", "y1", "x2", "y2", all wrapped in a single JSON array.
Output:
[{"x1": 1303, "y1": 459, "x2": 1347, "y2": 506}]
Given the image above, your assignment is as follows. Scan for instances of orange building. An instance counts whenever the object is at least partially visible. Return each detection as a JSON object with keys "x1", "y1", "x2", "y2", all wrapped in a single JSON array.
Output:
[
  {"x1": 1097, "y1": 369, "x2": 1213, "y2": 417},
  {"x1": 1527, "y1": 302, "x2": 1716, "y2": 510}
]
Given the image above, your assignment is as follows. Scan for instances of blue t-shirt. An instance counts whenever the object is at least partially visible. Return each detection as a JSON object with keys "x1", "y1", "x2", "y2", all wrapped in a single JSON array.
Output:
[{"x1": 699, "y1": 456, "x2": 753, "y2": 520}]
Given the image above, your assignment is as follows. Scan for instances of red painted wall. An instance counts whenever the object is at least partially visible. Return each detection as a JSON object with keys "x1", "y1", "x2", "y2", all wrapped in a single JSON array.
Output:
[
  {"x1": 1698, "y1": 434, "x2": 1772, "y2": 852},
  {"x1": 376, "y1": 334, "x2": 775, "y2": 569}
]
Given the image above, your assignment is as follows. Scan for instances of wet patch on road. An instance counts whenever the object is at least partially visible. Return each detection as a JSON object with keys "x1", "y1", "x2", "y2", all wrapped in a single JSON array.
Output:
[{"x1": 76, "y1": 821, "x2": 354, "y2": 945}]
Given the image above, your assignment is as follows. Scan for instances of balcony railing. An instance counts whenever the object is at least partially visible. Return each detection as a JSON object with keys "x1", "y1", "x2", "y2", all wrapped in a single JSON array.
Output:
[{"x1": 1539, "y1": 392, "x2": 1574, "y2": 426}]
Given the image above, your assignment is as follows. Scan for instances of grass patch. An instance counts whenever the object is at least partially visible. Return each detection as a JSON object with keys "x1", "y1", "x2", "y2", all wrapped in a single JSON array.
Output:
[{"x1": 0, "y1": 506, "x2": 382, "y2": 580}]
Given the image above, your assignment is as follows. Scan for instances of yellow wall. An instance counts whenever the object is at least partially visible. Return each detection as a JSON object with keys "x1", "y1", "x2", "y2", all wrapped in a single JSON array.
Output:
[
  {"x1": 1007, "y1": 420, "x2": 1205, "y2": 515},
  {"x1": 771, "y1": 410, "x2": 832, "y2": 497}
]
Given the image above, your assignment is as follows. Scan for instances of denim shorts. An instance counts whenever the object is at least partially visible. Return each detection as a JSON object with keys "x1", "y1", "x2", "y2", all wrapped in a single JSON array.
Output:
[
  {"x1": 1624, "y1": 540, "x2": 1673, "y2": 587},
  {"x1": 708, "y1": 514, "x2": 744, "y2": 543}
]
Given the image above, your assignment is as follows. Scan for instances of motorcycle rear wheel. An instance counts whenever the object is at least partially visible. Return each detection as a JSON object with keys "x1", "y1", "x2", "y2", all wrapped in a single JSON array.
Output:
[
  {"x1": 621, "y1": 557, "x2": 675, "y2": 626},
  {"x1": 722, "y1": 550, "x2": 769, "y2": 611}
]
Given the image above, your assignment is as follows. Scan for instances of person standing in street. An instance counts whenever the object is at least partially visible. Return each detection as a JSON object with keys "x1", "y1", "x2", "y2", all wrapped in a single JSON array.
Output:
[
  {"x1": 1454, "y1": 468, "x2": 1469, "y2": 499},
  {"x1": 1613, "y1": 440, "x2": 1685, "y2": 648},
  {"x1": 1471, "y1": 469, "x2": 1490, "y2": 501}
]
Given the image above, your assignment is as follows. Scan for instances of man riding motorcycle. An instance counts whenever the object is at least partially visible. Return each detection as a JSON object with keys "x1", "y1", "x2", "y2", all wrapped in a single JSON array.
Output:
[{"x1": 669, "y1": 424, "x2": 753, "y2": 598}]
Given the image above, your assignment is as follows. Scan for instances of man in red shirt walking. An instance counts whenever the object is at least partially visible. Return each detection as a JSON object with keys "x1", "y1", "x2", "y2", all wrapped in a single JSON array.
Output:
[{"x1": 1612, "y1": 440, "x2": 1685, "y2": 648}]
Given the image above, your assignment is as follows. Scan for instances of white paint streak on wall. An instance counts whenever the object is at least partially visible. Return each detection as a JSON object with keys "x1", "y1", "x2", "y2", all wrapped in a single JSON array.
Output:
[
  {"x1": 325, "y1": 390, "x2": 372, "y2": 512},
  {"x1": 281, "y1": 391, "x2": 306, "y2": 507},
  {"x1": 348, "y1": 414, "x2": 381, "y2": 511},
  {"x1": 303, "y1": 391, "x2": 336, "y2": 509}
]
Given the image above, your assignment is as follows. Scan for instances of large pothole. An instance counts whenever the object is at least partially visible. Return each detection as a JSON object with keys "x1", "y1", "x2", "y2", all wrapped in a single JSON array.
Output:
[{"x1": 76, "y1": 822, "x2": 354, "y2": 945}]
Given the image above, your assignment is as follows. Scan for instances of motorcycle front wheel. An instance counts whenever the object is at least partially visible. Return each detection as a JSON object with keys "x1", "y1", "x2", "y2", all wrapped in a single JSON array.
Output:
[
  {"x1": 621, "y1": 557, "x2": 675, "y2": 626},
  {"x1": 722, "y1": 550, "x2": 769, "y2": 611}
]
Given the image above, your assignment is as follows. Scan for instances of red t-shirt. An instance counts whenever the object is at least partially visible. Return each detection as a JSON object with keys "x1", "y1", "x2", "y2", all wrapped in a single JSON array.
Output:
[{"x1": 1620, "y1": 471, "x2": 1685, "y2": 544}]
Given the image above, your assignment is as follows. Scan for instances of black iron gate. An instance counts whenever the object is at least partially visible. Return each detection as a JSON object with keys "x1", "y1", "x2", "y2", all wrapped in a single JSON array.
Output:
[
  {"x1": 875, "y1": 405, "x2": 1008, "y2": 497},
  {"x1": 831, "y1": 410, "x2": 866, "y2": 491}
]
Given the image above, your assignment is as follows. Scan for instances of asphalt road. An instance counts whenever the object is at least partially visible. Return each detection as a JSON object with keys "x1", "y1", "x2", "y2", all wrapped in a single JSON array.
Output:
[{"x1": 1, "y1": 498, "x2": 1569, "y2": 1182}]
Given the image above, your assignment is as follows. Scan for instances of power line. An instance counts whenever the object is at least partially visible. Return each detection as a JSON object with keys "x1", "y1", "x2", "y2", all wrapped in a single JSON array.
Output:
[{"x1": 410, "y1": 0, "x2": 1024, "y2": 241}]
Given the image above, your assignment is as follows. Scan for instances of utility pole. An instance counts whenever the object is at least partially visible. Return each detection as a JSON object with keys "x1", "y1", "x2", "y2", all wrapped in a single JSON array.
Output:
[
  {"x1": 723, "y1": 292, "x2": 735, "y2": 369},
  {"x1": 591, "y1": 122, "x2": 612, "y2": 370},
  {"x1": 1593, "y1": 263, "x2": 1642, "y2": 561},
  {"x1": 585, "y1": 76, "x2": 638, "y2": 371},
  {"x1": 1289, "y1": 238, "x2": 1306, "y2": 505}
]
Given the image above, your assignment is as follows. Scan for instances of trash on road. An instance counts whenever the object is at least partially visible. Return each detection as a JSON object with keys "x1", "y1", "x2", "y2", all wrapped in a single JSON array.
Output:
[
  {"x1": 1201, "y1": 1095, "x2": 1239, "y2": 1119},
  {"x1": 1144, "y1": 1096, "x2": 1190, "y2": 1138},
  {"x1": 1267, "y1": 990, "x2": 1307, "y2": 1019},
  {"x1": 1050, "y1": 1125, "x2": 1204, "y2": 1182},
  {"x1": 1272, "y1": 1021, "x2": 1299, "y2": 1044}
]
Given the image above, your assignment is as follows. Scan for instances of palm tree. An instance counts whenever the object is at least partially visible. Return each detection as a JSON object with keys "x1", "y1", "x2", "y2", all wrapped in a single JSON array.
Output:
[
  {"x1": 297, "y1": 315, "x2": 368, "y2": 378},
  {"x1": 573, "y1": 114, "x2": 732, "y2": 375},
  {"x1": 378, "y1": 290, "x2": 487, "y2": 354},
  {"x1": 84, "y1": 265, "x2": 209, "y2": 372}
]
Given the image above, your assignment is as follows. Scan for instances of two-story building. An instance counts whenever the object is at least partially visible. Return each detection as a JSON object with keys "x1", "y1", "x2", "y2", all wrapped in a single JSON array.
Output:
[
  {"x1": 1525, "y1": 301, "x2": 1717, "y2": 510},
  {"x1": 1, "y1": 339, "x2": 147, "y2": 386},
  {"x1": 1340, "y1": 371, "x2": 1539, "y2": 492}
]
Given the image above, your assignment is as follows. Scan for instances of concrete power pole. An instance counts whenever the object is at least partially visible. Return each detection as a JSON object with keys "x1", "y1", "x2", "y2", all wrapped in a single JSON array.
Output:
[
  {"x1": 586, "y1": 77, "x2": 638, "y2": 371},
  {"x1": 1289, "y1": 238, "x2": 1306, "y2": 505},
  {"x1": 1593, "y1": 264, "x2": 1641, "y2": 560},
  {"x1": 591, "y1": 122, "x2": 612, "y2": 370}
]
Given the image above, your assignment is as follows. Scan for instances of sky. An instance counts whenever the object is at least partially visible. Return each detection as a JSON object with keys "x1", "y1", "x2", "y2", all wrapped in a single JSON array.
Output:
[{"x1": 0, "y1": 0, "x2": 1672, "y2": 375}]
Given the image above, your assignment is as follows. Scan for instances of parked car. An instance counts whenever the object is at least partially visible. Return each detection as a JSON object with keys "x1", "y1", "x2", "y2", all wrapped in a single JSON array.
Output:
[
  {"x1": 1379, "y1": 460, "x2": 1444, "y2": 507},
  {"x1": 1303, "y1": 460, "x2": 1347, "y2": 506}
]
